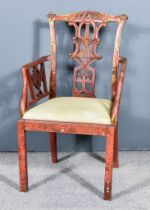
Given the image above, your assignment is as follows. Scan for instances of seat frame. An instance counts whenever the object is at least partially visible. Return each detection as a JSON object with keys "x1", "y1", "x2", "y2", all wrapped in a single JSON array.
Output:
[{"x1": 18, "y1": 11, "x2": 127, "y2": 200}]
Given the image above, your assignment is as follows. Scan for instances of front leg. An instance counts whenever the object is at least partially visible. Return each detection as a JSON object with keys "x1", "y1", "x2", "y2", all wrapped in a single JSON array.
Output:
[
  {"x1": 113, "y1": 124, "x2": 119, "y2": 168},
  {"x1": 18, "y1": 121, "x2": 28, "y2": 192},
  {"x1": 104, "y1": 127, "x2": 115, "y2": 200}
]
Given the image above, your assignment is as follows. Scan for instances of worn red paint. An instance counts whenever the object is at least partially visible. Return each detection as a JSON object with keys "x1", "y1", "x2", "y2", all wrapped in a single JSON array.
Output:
[{"x1": 18, "y1": 11, "x2": 128, "y2": 200}]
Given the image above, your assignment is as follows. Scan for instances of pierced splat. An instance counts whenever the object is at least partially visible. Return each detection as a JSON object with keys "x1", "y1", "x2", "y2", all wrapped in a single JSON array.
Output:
[
  {"x1": 31, "y1": 66, "x2": 45, "y2": 96},
  {"x1": 27, "y1": 62, "x2": 48, "y2": 106},
  {"x1": 69, "y1": 20, "x2": 106, "y2": 97}
]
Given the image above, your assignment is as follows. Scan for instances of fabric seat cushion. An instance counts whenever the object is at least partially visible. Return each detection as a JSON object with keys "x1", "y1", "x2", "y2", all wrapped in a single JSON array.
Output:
[{"x1": 23, "y1": 97, "x2": 112, "y2": 124}]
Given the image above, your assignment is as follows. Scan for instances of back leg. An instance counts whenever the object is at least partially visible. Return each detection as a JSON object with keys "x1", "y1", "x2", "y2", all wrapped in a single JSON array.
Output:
[{"x1": 49, "y1": 132, "x2": 57, "y2": 163}]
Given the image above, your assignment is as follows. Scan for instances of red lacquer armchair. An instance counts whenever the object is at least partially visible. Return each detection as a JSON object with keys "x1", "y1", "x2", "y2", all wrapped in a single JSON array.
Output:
[{"x1": 18, "y1": 11, "x2": 128, "y2": 200}]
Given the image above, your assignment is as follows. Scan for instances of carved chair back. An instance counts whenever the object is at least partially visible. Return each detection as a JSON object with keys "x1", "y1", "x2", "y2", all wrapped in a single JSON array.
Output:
[
  {"x1": 48, "y1": 11, "x2": 128, "y2": 100},
  {"x1": 21, "y1": 11, "x2": 127, "y2": 118}
]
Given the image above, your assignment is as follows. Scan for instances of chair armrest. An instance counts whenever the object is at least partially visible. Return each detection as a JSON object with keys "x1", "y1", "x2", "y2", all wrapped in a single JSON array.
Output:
[
  {"x1": 22, "y1": 55, "x2": 50, "y2": 69},
  {"x1": 111, "y1": 56, "x2": 127, "y2": 124},
  {"x1": 20, "y1": 55, "x2": 51, "y2": 117}
]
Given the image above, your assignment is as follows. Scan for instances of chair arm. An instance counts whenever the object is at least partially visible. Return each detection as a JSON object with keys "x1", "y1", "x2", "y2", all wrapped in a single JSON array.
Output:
[
  {"x1": 22, "y1": 55, "x2": 50, "y2": 69},
  {"x1": 20, "y1": 55, "x2": 51, "y2": 117},
  {"x1": 111, "y1": 56, "x2": 127, "y2": 124}
]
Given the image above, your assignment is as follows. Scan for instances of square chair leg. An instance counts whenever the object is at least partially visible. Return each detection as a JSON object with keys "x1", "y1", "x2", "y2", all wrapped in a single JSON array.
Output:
[
  {"x1": 49, "y1": 132, "x2": 57, "y2": 163},
  {"x1": 18, "y1": 121, "x2": 28, "y2": 192},
  {"x1": 104, "y1": 127, "x2": 115, "y2": 200},
  {"x1": 113, "y1": 124, "x2": 119, "y2": 168}
]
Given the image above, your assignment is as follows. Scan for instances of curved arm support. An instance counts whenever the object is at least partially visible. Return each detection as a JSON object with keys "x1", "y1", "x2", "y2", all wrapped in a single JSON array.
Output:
[{"x1": 111, "y1": 56, "x2": 127, "y2": 124}]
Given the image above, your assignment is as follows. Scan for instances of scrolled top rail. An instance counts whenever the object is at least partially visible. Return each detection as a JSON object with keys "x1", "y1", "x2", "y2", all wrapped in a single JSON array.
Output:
[{"x1": 47, "y1": 11, "x2": 128, "y2": 23}]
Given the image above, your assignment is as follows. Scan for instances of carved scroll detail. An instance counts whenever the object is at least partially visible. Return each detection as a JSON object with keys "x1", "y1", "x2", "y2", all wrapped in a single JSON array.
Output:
[
  {"x1": 47, "y1": 12, "x2": 57, "y2": 21},
  {"x1": 66, "y1": 11, "x2": 105, "y2": 22}
]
